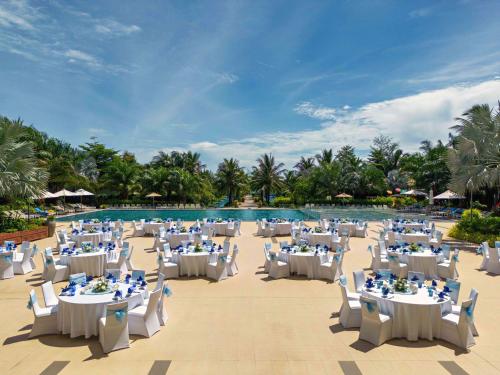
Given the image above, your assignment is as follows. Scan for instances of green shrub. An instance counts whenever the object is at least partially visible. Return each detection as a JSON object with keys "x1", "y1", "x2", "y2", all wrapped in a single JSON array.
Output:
[
  {"x1": 448, "y1": 211, "x2": 500, "y2": 247},
  {"x1": 272, "y1": 196, "x2": 293, "y2": 207}
]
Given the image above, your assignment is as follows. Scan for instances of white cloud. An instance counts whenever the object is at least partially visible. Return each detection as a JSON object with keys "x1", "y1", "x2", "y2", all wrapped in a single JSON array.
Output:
[
  {"x1": 95, "y1": 20, "x2": 141, "y2": 36},
  {"x1": 0, "y1": 0, "x2": 39, "y2": 30},
  {"x1": 294, "y1": 101, "x2": 337, "y2": 120},
  {"x1": 175, "y1": 79, "x2": 500, "y2": 169},
  {"x1": 64, "y1": 49, "x2": 98, "y2": 64},
  {"x1": 215, "y1": 72, "x2": 239, "y2": 84},
  {"x1": 409, "y1": 7, "x2": 432, "y2": 18}
]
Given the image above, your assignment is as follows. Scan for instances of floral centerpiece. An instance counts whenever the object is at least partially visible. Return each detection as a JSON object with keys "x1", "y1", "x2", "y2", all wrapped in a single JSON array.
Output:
[
  {"x1": 299, "y1": 244, "x2": 310, "y2": 253},
  {"x1": 151, "y1": 218, "x2": 163, "y2": 223},
  {"x1": 179, "y1": 226, "x2": 187, "y2": 233},
  {"x1": 408, "y1": 243, "x2": 420, "y2": 252},
  {"x1": 91, "y1": 278, "x2": 109, "y2": 293},
  {"x1": 314, "y1": 226, "x2": 323, "y2": 233},
  {"x1": 194, "y1": 243, "x2": 203, "y2": 253},
  {"x1": 91, "y1": 218, "x2": 100, "y2": 223},
  {"x1": 393, "y1": 278, "x2": 409, "y2": 293},
  {"x1": 81, "y1": 242, "x2": 94, "y2": 253},
  {"x1": 215, "y1": 218, "x2": 223, "y2": 223},
  {"x1": 88, "y1": 227, "x2": 97, "y2": 233},
  {"x1": 340, "y1": 218, "x2": 348, "y2": 223}
]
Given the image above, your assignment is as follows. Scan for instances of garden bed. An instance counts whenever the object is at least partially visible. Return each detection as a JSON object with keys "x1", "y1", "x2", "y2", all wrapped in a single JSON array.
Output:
[{"x1": 0, "y1": 226, "x2": 49, "y2": 244}]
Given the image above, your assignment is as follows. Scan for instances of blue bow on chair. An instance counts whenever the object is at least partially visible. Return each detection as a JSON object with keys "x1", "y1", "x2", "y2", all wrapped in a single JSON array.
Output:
[
  {"x1": 463, "y1": 304, "x2": 474, "y2": 323},
  {"x1": 362, "y1": 300, "x2": 376, "y2": 313},
  {"x1": 163, "y1": 285, "x2": 173, "y2": 297},
  {"x1": 45, "y1": 257, "x2": 53, "y2": 265},
  {"x1": 339, "y1": 275, "x2": 347, "y2": 286},
  {"x1": 452, "y1": 254, "x2": 459, "y2": 262},
  {"x1": 27, "y1": 296, "x2": 35, "y2": 310},
  {"x1": 113, "y1": 309, "x2": 126, "y2": 322},
  {"x1": 3, "y1": 254, "x2": 13, "y2": 264}
]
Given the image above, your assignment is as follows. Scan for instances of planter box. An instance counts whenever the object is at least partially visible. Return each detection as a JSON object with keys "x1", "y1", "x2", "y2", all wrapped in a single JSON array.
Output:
[{"x1": 0, "y1": 226, "x2": 49, "y2": 245}]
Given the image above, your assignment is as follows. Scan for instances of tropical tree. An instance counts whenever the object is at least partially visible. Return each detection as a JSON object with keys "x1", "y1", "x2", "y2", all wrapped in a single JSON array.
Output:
[
  {"x1": 369, "y1": 135, "x2": 404, "y2": 176},
  {"x1": 0, "y1": 117, "x2": 48, "y2": 198},
  {"x1": 448, "y1": 103, "x2": 500, "y2": 208},
  {"x1": 216, "y1": 158, "x2": 247, "y2": 205},
  {"x1": 294, "y1": 156, "x2": 315, "y2": 175},
  {"x1": 103, "y1": 155, "x2": 142, "y2": 199},
  {"x1": 315, "y1": 149, "x2": 334, "y2": 165},
  {"x1": 251, "y1": 153, "x2": 285, "y2": 204}
]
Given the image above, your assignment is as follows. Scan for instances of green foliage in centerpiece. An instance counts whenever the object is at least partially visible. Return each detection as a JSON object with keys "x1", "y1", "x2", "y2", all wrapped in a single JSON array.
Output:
[
  {"x1": 299, "y1": 244, "x2": 310, "y2": 253},
  {"x1": 314, "y1": 226, "x2": 323, "y2": 233},
  {"x1": 194, "y1": 243, "x2": 203, "y2": 252},
  {"x1": 92, "y1": 278, "x2": 109, "y2": 293},
  {"x1": 179, "y1": 226, "x2": 187, "y2": 233},
  {"x1": 408, "y1": 243, "x2": 420, "y2": 252},
  {"x1": 394, "y1": 278, "x2": 408, "y2": 293},
  {"x1": 81, "y1": 242, "x2": 94, "y2": 252}
]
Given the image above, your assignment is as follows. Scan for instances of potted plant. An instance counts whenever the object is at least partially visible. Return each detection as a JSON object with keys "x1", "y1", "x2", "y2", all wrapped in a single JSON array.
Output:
[{"x1": 45, "y1": 215, "x2": 56, "y2": 237}]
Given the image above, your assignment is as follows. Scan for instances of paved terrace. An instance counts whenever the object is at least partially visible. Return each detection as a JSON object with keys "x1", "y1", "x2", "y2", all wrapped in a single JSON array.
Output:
[{"x1": 0, "y1": 221, "x2": 498, "y2": 375}]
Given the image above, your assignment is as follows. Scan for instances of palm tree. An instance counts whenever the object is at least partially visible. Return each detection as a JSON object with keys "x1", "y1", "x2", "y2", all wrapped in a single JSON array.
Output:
[
  {"x1": 251, "y1": 153, "x2": 285, "y2": 204},
  {"x1": 103, "y1": 156, "x2": 141, "y2": 199},
  {"x1": 315, "y1": 149, "x2": 333, "y2": 165},
  {"x1": 216, "y1": 158, "x2": 246, "y2": 205},
  {"x1": 294, "y1": 156, "x2": 315, "y2": 175},
  {"x1": 0, "y1": 117, "x2": 48, "y2": 198},
  {"x1": 448, "y1": 103, "x2": 500, "y2": 208}
]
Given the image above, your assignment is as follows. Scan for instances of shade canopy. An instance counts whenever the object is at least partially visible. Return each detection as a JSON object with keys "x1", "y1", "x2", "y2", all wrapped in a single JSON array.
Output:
[
  {"x1": 74, "y1": 189, "x2": 94, "y2": 196},
  {"x1": 146, "y1": 192, "x2": 161, "y2": 198},
  {"x1": 52, "y1": 189, "x2": 77, "y2": 197},
  {"x1": 32, "y1": 191, "x2": 56, "y2": 200},
  {"x1": 335, "y1": 193, "x2": 353, "y2": 198},
  {"x1": 401, "y1": 189, "x2": 428, "y2": 197},
  {"x1": 433, "y1": 190, "x2": 465, "y2": 200}
]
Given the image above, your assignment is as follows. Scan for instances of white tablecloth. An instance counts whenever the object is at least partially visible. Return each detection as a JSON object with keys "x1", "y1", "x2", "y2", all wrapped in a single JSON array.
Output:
[
  {"x1": 60, "y1": 252, "x2": 107, "y2": 277},
  {"x1": 306, "y1": 233, "x2": 334, "y2": 247},
  {"x1": 338, "y1": 223, "x2": 357, "y2": 236},
  {"x1": 401, "y1": 233, "x2": 430, "y2": 245},
  {"x1": 274, "y1": 223, "x2": 292, "y2": 235},
  {"x1": 71, "y1": 232, "x2": 104, "y2": 247},
  {"x1": 175, "y1": 252, "x2": 210, "y2": 277},
  {"x1": 362, "y1": 287, "x2": 451, "y2": 341},
  {"x1": 143, "y1": 222, "x2": 166, "y2": 235},
  {"x1": 288, "y1": 253, "x2": 321, "y2": 279},
  {"x1": 57, "y1": 283, "x2": 148, "y2": 338},
  {"x1": 399, "y1": 251, "x2": 443, "y2": 279},
  {"x1": 82, "y1": 223, "x2": 106, "y2": 230},
  {"x1": 167, "y1": 233, "x2": 191, "y2": 248}
]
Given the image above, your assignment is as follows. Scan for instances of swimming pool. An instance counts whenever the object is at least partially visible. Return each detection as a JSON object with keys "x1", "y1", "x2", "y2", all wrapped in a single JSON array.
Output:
[{"x1": 56, "y1": 208, "x2": 426, "y2": 222}]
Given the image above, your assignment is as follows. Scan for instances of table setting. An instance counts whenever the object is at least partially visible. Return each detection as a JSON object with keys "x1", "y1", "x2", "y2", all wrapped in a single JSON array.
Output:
[
  {"x1": 57, "y1": 274, "x2": 149, "y2": 338},
  {"x1": 170, "y1": 242, "x2": 226, "y2": 277},
  {"x1": 59, "y1": 242, "x2": 118, "y2": 276},
  {"x1": 279, "y1": 244, "x2": 332, "y2": 279},
  {"x1": 70, "y1": 228, "x2": 109, "y2": 247},
  {"x1": 361, "y1": 274, "x2": 452, "y2": 341},
  {"x1": 387, "y1": 243, "x2": 445, "y2": 279}
]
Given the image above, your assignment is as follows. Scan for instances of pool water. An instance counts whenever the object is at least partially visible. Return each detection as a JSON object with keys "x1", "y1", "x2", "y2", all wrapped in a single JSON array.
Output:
[{"x1": 56, "y1": 208, "x2": 425, "y2": 222}]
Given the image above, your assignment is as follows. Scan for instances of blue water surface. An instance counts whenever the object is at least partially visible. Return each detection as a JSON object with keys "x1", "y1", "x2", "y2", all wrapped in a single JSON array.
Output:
[{"x1": 56, "y1": 208, "x2": 422, "y2": 222}]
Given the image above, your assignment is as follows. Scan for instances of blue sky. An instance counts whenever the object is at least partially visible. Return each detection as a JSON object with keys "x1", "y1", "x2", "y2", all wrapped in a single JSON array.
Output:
[{"x1": 1, "y1": 0, "x2": 500, "y2": 170}]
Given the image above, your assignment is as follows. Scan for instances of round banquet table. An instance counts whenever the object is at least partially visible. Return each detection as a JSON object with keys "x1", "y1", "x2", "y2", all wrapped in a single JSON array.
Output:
[
  {"x1": 57, "y1": 283, "x2": 148, "y2": 338},
  {"x1": 167, "y1": 233, "x2": 191, "y2": 248},
  {"x1": 306, "y1": 232, "x2": 334, "y2": 247},
  {"x1": 71, "y1": 232, "x2": 104, "y2": 247},
  {"x1": 399, "y1": 251, "x2": 443, "y2": 279},
  {"x1": 175, "y1": 252, "x2": 210, "y2": 277},
  {"x1": 208, "y1": 222, "x2": 229, "y2": 236},
  {"x1": 338, "y1": 223, "x2": 357, "y2": 236},
  {"x1": 143, "y1": 222, "x2": 166, "y2": 235},
  {"x1": 288, "y1": 252, "x2": 322, "y2": 279},
  {"x1": 401, "y1": 233, "x2": 430, "y2": 245},
  {"x1": 362, "y1": 286, "x2": 452, "y2": 341},
  {"x1": 274, "y1": 223, "x2": 292, "y2": 235},
  {"x1": 59, "y1": 252, "x2": 107, "y2": 277}
]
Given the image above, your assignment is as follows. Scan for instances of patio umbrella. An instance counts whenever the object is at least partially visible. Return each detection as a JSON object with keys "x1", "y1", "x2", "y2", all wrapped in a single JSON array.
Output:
[
  {"x1": 401, "y1": 189, "x2": 428, "y2": 197},
  {"x1": 335, "y1": 193, "x2": 353, "y2": 198},
  {"x1": 74, "y1": 189, "x2": 94, "y2": 206},
  {"x1": 146, "y1": 192, "x2": 161, "y2": 209},
  {"x1": 53, "y1": 189, "x2": 77, "y2": 205},
  {"x1": 433, "y1": 190, "x2": 465, "y2": 200},
  {"x1": 32, "y1": 191, "x2": 56, "y2": 200}
]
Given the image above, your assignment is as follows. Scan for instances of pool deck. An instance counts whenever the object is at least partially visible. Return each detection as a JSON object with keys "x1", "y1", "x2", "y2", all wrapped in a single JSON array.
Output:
[{"x1": 0, "y1": 221, "x2": 498, "y2": 375}]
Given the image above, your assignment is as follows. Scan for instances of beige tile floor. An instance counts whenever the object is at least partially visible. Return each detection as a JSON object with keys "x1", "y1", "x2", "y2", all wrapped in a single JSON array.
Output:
[{"x1": 0, "y1": 221, "x2": 499, "y2": 375}]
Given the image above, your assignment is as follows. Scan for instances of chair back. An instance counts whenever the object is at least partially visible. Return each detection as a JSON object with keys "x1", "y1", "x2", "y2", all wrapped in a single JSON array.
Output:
[
  {"x1": 339, "y1": 281, "x2": 349, "y2": 304},
  {"x1": 489, "y1": 244, "x2": 500, "y2": 263},
  {"x1": 69, "y1": 272, "x2": 86, "y2": 284},
  {"x1": 377, "y1": 269, "x2": 392, "y2": 280},
  {"x1": 223, "y1": 240, "x2": 230, "y2": 254},
  {"x1": 279, "y1": 241, "x2": 288, "y2": 248},
  {"x1": 41, "y1": 281, "x2": 58, "y2": 306},
  {"x1": 469, "y1": 288, "x2": 479, "y2": 312},
  {"x1": 458, "y1": 299, "x2": 474, "y2": 338},
  {"x1": 104, "y1": 300, "x2": 128, "y2": 328},
  {"x1": 28, "y1": 289, "x2": 44, "y2": 316},
  {"x1": 441, "y1": 245, "x2": 450, "y2": 260},
  {"x1": 0, "y1": 251, "x2": 13, "y2": 268},
  {"x1": 131, "y1": 270, "x2": 146, "y2": 282},
  {"x1": 353, "y1": 270, "x2": 365, "y2": 293},
  {"x1": 445, "y1": 279, "x2": 461, "y2": 305},
  {"x1": 264, "y1": 243, "x2": 272, "y2": 251},
  {"x1": 145, "y1": 289, "x2": 161, "y2": 318},
  {"x1": 360, "y1": 296, "x2": 382, "y2": 322},
  {"x1": 407, "y1": 271, "x2": 425, "y2": 283},
  {"x1": 45, "y1": 255, "x2": 57, "y2": 271},
  {"x1": 155, "y1": 273, "x2": 166, "y2": 291},
  {"x1": 105, "y1": 269, "x2": 121, "y2": 279}
]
